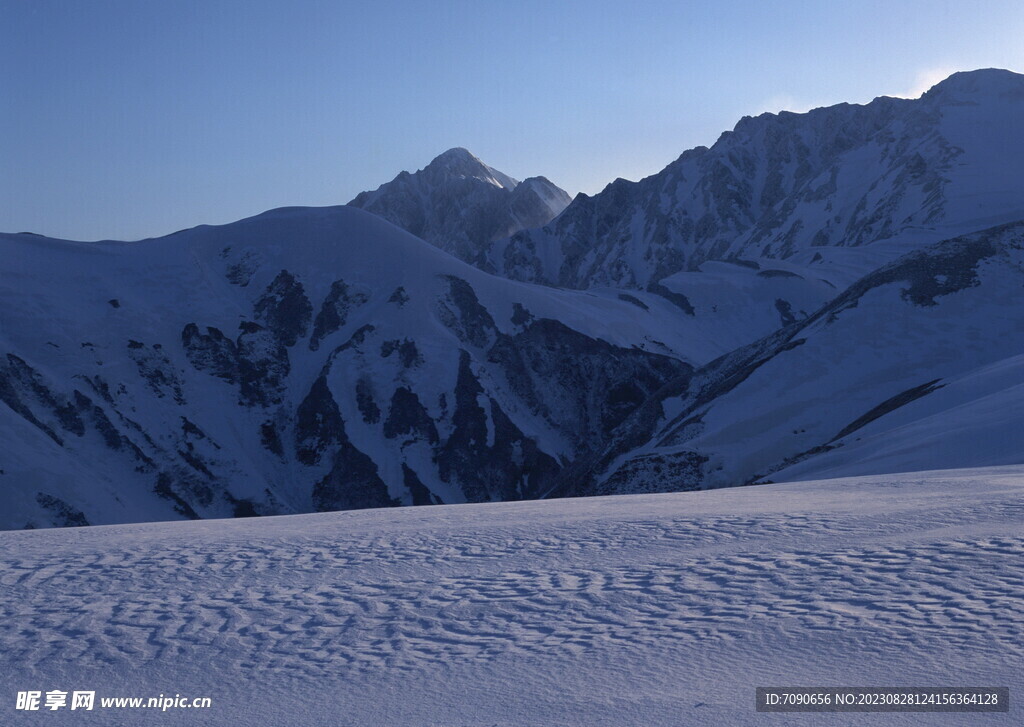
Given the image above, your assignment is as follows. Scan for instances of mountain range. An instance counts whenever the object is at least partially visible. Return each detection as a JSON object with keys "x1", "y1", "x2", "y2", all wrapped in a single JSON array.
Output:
[
  {"x1": 484, "y1": 68, "x2": 1024, "y2": 290},
  {"x1": 3, "y1": 68, "x2": 1023, "y2": 529}
]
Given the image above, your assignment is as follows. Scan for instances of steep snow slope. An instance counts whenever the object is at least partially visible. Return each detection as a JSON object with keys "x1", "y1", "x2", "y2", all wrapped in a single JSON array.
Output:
[
  {"x1": 644, "y1": 259, "x2": 839, "y2": 361},
  {"x1": 486, "y1": 69, "x2": 1024, "y2": 290},
  {"x1": 0, "y1": 206, "x2": 694, "y2": 530},
  {"x1": 1, "y1": 467, "x2": 1020, "y2": 726},
  {"x1": 348, "y1": 147, "x2": 571, "y2": 263},
  {"x1": 774, "y1": 354, "x2": 1024, "y2": 481},
  {"x1": 564, "y1": 220, "x2": 1024, "y2": 496}
]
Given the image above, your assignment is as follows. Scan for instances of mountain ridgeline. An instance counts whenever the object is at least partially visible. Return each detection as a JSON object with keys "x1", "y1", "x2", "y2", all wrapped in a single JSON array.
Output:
[
  {"x1": 3, "y1": 68, "x2": 1024, "y2": 529},
  {"x1": 483, "y1": 68, "x2": 1024, "y2": 289}
]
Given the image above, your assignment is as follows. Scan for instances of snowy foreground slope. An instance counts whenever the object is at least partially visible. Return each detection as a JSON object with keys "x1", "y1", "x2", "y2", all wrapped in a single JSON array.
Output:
[{"x1": 2, "y1": 466, "x2": 1021, "y2": 726}]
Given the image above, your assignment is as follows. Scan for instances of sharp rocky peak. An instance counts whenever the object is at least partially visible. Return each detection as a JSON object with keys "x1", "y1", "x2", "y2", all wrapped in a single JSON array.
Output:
[
  {"x1": 423, "y1": 147, "x2": 519, "y2": 190},
  {"x1": 347, "y1": 149, "x2": 570, "y2": 262}
]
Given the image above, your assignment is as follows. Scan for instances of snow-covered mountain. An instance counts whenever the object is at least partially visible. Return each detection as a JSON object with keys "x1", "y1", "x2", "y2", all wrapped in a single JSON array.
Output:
[
  {"x1": 485, "y1": 69, "x2": 1024, "y2": 290},
  {"x1": 559, "y1": 220, "x2": 1024, "y2": 497},
  {"x1": 348, "y1": 147, "x2": 571, "y2": 264},
  {"x1": 4, "y1": 69, "x2": 1024, "y2": 531},
  {"x1": 0, "y1": 206, "x2": 693, "y2": 530}
]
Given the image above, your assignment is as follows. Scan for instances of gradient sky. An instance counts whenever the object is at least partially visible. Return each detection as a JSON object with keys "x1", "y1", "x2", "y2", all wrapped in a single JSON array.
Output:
[{"x1": 3, "y1": 0, "x2": 1022, "y2": 241}]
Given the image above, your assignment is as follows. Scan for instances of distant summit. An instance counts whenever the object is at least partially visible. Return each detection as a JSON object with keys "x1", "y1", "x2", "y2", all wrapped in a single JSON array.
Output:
[
  {"x1": 419, "y1": 147, "x2": 519, "y2": 190},
  {"x1": 922, "y1": 67, "x2": 1024, "y2": 102},
  {"x1": 348, "y1": 148, "x2": 570, "y2": 264}
]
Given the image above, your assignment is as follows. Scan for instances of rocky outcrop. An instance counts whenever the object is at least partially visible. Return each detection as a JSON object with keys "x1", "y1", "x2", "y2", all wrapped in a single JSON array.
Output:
[
  {"x1": 254, "y1": 270, "x2": 312, "y2": 347},
  {"x1": 310, "y1": 279, "x2": 369, "y2": 351},
  {"x1": 437, "y1": 351, "x2": 561, "y2": 503}
]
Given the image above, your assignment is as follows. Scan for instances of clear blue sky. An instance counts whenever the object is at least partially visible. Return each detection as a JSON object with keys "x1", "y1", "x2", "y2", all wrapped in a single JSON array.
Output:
[{"x1": 2, "y1": 0, "x2": 1022, "y2": 241}]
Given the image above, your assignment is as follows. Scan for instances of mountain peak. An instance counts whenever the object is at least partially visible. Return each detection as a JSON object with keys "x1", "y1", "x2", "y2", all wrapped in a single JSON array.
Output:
[
  {"x1": 422, "y1": 147, "x2": 519, "y2": 190},
  {"x1": 347, "y1": 149, "x2": 569, "y2": 262},
  {"x1": 432, "y1": 147, "x2": 479, "y2": 164},
  {"x1": 923, "y1": 68, "x2": 1024, "y2": 102}
]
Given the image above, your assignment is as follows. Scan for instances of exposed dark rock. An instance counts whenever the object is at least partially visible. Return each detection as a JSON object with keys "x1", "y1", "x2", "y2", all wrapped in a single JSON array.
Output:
[
  {"x1": 347, "y1": 149, "x2": 569, "y2": 264},
  {"x1": 310, "y1": 279, "x2": 369, "y2": 351},
  {"x1": 334, "y1": 324, "x2": 376, "y2": 354},
  {"x1": 486, "y1": 396, "x2": 562, "y2": 501},
  {"x1": 35, "y1": 493, "x2": 90, "y2": 527},
  {"x1": 487, "y1": 318, "x2": 691, "y2": 444},
  {"x1": 831, "y1": 379, "x2": 945, "y2": 442},
  {"x1": 646, "y1": 282, "x2": 695, "y2": 315},
  {"x1": 436, "y1": 276, "x2": 497, "y2": 348},
  {"x1": 154, "y1": 473, "x2": 201, "y2": 519},
  {"x1": 181, "y1": 416, "x2": 219, "y2": 449},
  {"x1": 402, "y1": 464, "x2": 438, "y2": 506},
  {"x1": 1, "y1": 354, "x2": 84, "y2": 440},
  {"x1": 437, "y1": 350, "x2": 561, "y2": 503},
  {"x1": 230, "y1": 497, "x2": 260, "y2": 518},
  {"x1": 72, "y1": 390, "x2": 122, "y2": 450},
  {"x1": 755, "y1": 442, "x2": 842, "y2": 481},
  {"x1": 236, "y1": 323, "x2": 290, "y2": 407},
  {"x1": 617, "y1": 293, "x2": 649, "y2": 310},
  {"x1": 67, "y1": 390, "x2": 156, "y2": 473},
  {"x1": 183, "y1": 318, "x2": 291, "y2": 408},
  {"x1": 260, "y1": 420, "x2": 285, "y2": 458},
  {"x1": 0, "y1": 358, "x2": 63, "y2": 445},
  {"x1": 510, "y1": 302, "x2": 534, "y2": 326},
  {"x1": 312, "y1": 442, "x2": 397, "y2": 512},
  {"x1": 599, "y1": 450, "x2": 709, "y2": 495},
  {"x1": 383, "y1": 387, "x2": 438, "y2": 445},
  {"x1": 817, "y1": 224, "x2": 1013, "y2": 324},
  {"x1": 182, "y1": 324, "x2": 239, "y2": 383},
  {"x1": 657, "y1": 328, "x2": 806, "y2": 448},
  {"x1": 355, "y1": 377, "x2": 381, "y2": 424},
  {"x1": 253, "y1": 270, "x2": 312, "y2": 347},
  {"x1": 225, "y1": 250, "x2": 260, "y2": 287},
  {"x1": 438, "y1": 351, "x2": 493, "y2": 502},
  {"x1": 582, "y1": 223, "x2": 1024, "y2": 498},
  {"x1": 484, "y1": 91, "x2": 962, "y2": 289},
  {"x1": 758, "y1": 269, "x2": 803, "y2": 279},
  {"x1": 775, "y1": 298, "x2": 797, "y2": 326},
  {"x1": 81, "y1": 375, "x2": 115, "y2": 404},
  {"x1": 177, "y1": 448, "x2": 215, "y2": 480},
  {"x1": 295, "y1": 375, "x2": 346, "y2": 465},
  {"x1": 127, "y1": 341, "x2": 185, "y2": 404},
  {"x1": 380, "y1": 339, "x2": 423, "y2": 368},
  {"x1": 388, "y1": 286, "x2": 409, "y2": 306}
]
